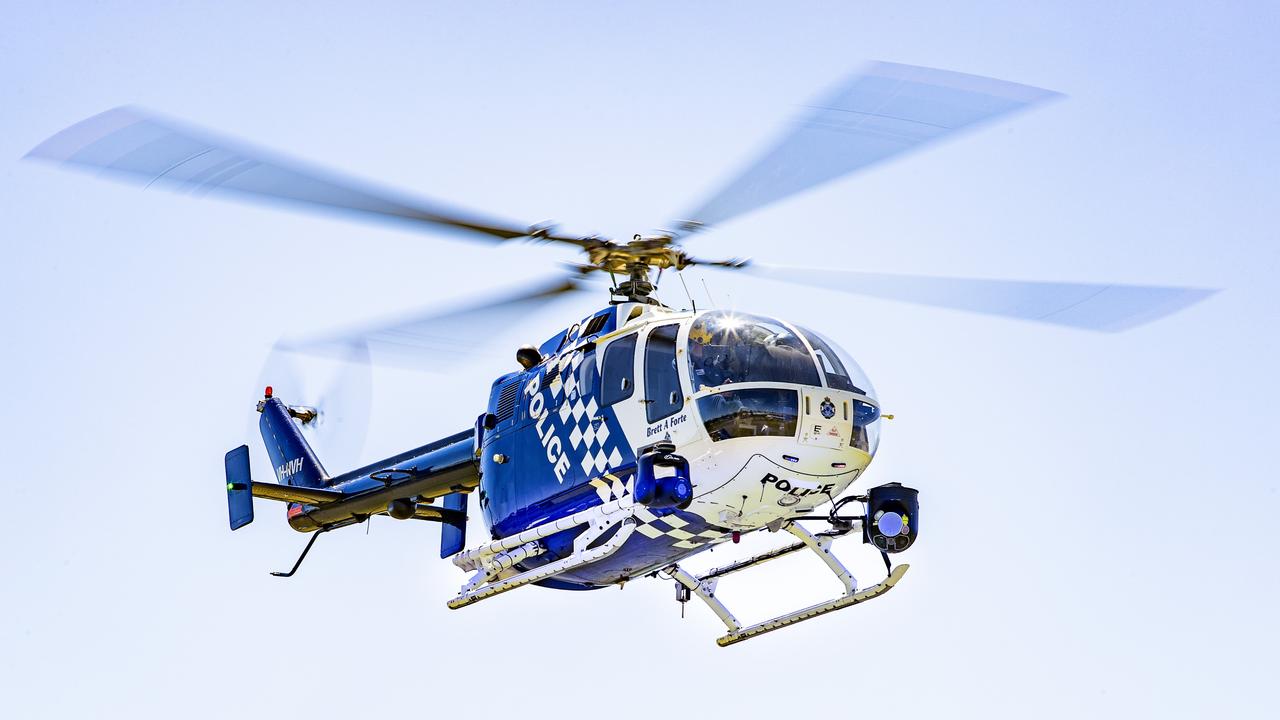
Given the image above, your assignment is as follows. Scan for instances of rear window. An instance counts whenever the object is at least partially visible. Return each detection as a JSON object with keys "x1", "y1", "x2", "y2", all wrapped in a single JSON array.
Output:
[{"x1": 600, "y1": 334, "x2": 636, "y2": 407}]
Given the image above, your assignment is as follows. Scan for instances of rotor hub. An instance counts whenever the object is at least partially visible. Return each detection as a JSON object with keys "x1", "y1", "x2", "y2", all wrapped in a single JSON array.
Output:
[{"x1": 574, "y1": 234, "x2": 746, "y2": 304}]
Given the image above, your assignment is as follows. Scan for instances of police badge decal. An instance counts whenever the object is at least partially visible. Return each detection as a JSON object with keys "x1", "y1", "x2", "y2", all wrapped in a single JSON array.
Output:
[{"x1": 820, "y1": 397, "x2": 836, "y2": 419}]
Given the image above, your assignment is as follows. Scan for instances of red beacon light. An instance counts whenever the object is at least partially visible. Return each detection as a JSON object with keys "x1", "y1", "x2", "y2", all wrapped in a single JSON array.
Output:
[{"x1": 264, "y1": 386, "x2": 273, "y2": 399}]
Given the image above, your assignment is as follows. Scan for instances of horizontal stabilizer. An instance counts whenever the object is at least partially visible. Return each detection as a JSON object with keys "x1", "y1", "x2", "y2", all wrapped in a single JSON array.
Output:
[
  {"x1": 226, "y1": 443, "x2": 345, "y2": 528},
  {"x1": 251, "y1": 481, "x2": 344, "y2": 505},
  {"x1": 412, "y1": 503, "x2": 466, "y2": 525},
  {"x1": 229, "y1": 396, "x2": 478, "y2": 534}
]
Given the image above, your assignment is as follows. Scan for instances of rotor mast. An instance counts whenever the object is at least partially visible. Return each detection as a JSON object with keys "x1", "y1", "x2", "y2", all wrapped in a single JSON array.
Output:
[{"x1": 611, "y1": 261, "x2": 659, "y2": 305}]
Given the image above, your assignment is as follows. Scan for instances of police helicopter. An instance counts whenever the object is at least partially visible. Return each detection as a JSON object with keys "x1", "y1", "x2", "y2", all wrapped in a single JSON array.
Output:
[{"x1": 28, "y1": 62, "x2": 1214, "y2": 646}]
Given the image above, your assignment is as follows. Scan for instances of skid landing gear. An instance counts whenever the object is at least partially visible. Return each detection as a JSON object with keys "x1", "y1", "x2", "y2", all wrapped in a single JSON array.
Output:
[{"x1": 665, "y1": 521, "x2": 908, "y2": 646}]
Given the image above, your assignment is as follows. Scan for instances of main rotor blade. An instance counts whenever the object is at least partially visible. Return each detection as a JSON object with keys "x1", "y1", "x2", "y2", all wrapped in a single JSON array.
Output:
[
  {"x1": 26, "y1": 106, "x2": 577, "y2": 244},
  {"x1": 674, "y1": 62, "x2": 1060, "y2": 236},
  {"x1": 741, "y1": 265, "x2": 1216, "y2": 332},
  {"x1": 279, "y1": 276, "x2": 591, "y2": 368}
]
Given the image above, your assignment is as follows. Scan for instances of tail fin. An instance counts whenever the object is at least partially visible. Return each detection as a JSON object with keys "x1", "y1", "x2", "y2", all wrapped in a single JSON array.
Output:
[
  {"x1": 259, "y1": 392, "x2": 328, "y2": 489},
  {"x1": 439, "y1": 492, "x2": 468, "y2": 558}
]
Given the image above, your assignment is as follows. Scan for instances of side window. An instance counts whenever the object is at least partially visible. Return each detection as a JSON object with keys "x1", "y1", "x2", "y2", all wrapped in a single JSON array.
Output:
[
  {"x1": 600, "y1": 334, "x2": 637, "y2": 406},
  {"x1": 644, "y1": 323, "x2": 683, "y2": 423},
  {"x1": 573, "y1": 346, "x2": 596, "y2": 401}
]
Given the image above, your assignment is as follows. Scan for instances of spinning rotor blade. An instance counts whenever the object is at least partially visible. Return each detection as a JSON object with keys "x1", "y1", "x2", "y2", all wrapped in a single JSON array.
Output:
[
  {"x1": 280, "y1": 276, "x2": 591, "y2": 367},
  {"x1": 741, "y1": 265, "x2": 1216, "y2": 332},
  {"x1": 27, "y1": 106, "x2": 580, "y2": 244},
  {"x1": 674, "y1": 62, "x2": 1060, "y2": 235}
]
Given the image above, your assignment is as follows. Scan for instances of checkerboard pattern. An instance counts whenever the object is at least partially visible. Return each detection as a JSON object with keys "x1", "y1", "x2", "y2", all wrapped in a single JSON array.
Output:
[
  {"x1": 545, "y1": 327, "x2": 727, "y2": 553},
  {"x1": 546, "y1": 346, "x2": 624, "y2": 480},
  {"x1": 634, "y1": 506, "x2": 729, "y2": 549},
  {"x1": 588, "y1": 472, "x2": 727, "y2": 550}
]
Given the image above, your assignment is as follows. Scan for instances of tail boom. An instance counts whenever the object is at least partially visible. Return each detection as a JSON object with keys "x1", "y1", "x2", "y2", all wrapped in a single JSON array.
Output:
[{"x1": 227, "y1": 388, "x2": 478, "y2": 535}]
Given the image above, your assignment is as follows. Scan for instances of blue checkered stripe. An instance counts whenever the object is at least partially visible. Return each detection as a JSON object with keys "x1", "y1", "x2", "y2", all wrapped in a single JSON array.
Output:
[
  {"x1": 588, "y1": 473, "x2": 728, "y2": 550},
  {"x1": 545, "y1": 347, "x2": 625, "y2": 479}
]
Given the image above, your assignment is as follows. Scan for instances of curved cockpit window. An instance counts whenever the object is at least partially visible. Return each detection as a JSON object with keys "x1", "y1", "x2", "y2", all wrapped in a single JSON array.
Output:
[
  {"x1": 851, "y1": 399, "x2": 881, "y2": 454},
  {"x1": 688, "y1": 312, "x2": 820, "y2": 392},
  {"x1": 795, "y1": 326, "x2": 876, "y2": 401},
  {"x1": 698, "y1": 389, "x2": 799, "y2": 442},
  {"x1": 784, "y1": 326, "x2": 880, "y2": 453}
]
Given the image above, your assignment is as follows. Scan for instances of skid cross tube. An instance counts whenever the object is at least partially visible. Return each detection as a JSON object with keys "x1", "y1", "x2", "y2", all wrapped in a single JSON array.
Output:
[
  {"x1": 699, "y1": 524, "x2": 859, "y2": 582},
  {"x1": 667, "y1": 521, "x2": 909, "y2": 646}
]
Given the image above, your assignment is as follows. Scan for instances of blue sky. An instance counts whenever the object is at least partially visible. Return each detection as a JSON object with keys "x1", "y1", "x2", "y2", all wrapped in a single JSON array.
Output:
[{"x1": 2, "y1": 2, "x2": 1277, "y2": 717}]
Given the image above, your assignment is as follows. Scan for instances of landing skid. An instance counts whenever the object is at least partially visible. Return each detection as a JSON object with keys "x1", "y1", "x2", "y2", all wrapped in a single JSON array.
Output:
[{"x1": 666, "y1": 521, "x2": 909, "y2": 646}]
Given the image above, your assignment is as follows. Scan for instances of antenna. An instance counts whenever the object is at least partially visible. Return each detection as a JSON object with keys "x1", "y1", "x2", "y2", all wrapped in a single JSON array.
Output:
[
  {"x1": 701, "y1": 278, "x2": 717, "y2": 309},
  {"x1": 679, "y1": 273, "x2": 697, "y2": 312}
]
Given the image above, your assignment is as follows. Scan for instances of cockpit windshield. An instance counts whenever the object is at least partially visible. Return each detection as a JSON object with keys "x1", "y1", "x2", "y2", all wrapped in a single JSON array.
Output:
[
  {"x1": 698, "y1": 389, "x2": 799, "y2": 442},
  {"x1": 688, "y1": 311, "x2": 820, "y2": 392}
]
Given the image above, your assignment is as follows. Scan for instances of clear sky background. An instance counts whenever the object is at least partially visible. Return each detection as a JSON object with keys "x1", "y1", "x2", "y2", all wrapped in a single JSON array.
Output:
[{"x1": 2, "y1": 1, "x2": 1277, "y2": 717}]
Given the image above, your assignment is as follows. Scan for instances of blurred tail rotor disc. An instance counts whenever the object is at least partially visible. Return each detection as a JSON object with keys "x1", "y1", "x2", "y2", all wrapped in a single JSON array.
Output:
[{"x1": 246, "y1": 340, "x2": 372, "y2": 480}]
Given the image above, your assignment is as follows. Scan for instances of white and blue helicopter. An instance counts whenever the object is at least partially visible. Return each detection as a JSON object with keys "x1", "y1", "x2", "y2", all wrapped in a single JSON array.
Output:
[{"x1": 28, "y1": 62, "x2": 1214, "y2": 645}]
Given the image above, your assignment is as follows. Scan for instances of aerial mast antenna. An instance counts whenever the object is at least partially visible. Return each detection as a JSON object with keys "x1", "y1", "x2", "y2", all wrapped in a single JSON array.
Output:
[{"x1": 679, "y1": 273, "x2": 697, "y2": 312}]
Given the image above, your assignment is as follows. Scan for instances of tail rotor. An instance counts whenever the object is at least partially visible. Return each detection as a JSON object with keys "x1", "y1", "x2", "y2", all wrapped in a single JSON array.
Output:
[{"x1": 247, "y1": 340, "x2": 373, "y2": 481}]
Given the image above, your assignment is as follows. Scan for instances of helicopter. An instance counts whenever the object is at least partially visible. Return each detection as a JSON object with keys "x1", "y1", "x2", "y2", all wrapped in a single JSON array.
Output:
[{"x1": 27, "y1": 61, "x2": 1214, "y2": 646}]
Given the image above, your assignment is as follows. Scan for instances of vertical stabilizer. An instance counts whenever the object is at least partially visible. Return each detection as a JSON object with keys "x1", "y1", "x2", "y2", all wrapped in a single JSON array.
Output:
[{"x1": 258, "y1": 393, "x2": 328, "y2": 489}]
